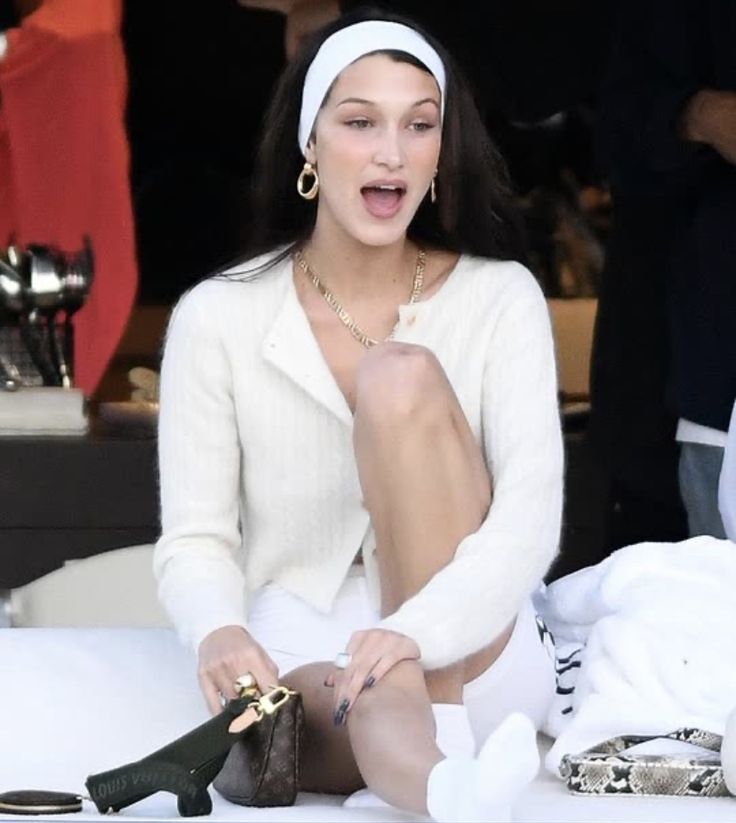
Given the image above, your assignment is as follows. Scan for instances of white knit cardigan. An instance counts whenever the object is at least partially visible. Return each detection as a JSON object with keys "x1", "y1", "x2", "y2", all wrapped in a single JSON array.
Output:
[{"x1": 154, "y1": 250, "x2": 563, "y2": 669}]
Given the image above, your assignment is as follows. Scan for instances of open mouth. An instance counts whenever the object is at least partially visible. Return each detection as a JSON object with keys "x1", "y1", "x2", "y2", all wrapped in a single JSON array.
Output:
[{"x1": 361, "y1": 184, "x2": 407, "y2": 218}]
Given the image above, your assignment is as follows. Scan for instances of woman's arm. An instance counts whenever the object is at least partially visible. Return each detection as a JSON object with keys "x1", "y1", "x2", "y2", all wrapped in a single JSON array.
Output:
[
  {"x1": 155, "y1": 282, "x2": 281, "y2": 711},
  {"x1": 154, "y1": 283, "x2": 249, "y2": 650},
  {"x1": 379, "y1": 267, "x2": 564, "y2": 669}
]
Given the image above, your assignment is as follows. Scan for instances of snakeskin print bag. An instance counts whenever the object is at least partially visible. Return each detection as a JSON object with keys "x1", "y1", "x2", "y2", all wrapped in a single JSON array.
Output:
[{"x1": 560, "y1": 728, "x2": 734, "y2": 798}]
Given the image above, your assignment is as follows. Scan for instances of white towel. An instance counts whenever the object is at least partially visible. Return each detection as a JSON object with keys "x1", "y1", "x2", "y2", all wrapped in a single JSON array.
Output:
[{"x1": 536, "y1": 536, "x2": 736, "y2": 772}]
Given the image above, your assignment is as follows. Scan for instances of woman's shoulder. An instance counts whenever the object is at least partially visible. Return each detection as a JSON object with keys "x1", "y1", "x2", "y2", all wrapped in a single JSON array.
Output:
[
  {"x1": 215, "y1": 246, "x2": 292, "y2": 282},
  {"x1": 172, "y1": 248, "x2": 292, "y2": 321},
  {"x1": 456, "y1": 254, "x2": 545, "y2": 305}
]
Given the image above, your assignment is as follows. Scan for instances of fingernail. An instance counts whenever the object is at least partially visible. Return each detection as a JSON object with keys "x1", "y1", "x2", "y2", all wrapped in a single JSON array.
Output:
[
  {"x1": 364, "y1": 675, "x2": 375, "y2": 689},
  {"x1": 333, "y1": 699, "x2": 349, "y2": 727}
]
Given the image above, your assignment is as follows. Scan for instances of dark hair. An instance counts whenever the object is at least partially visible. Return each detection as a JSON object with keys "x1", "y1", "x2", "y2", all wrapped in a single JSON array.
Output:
[{"x1": 220, "y1": 6, "x2": 526, "y2": 277}]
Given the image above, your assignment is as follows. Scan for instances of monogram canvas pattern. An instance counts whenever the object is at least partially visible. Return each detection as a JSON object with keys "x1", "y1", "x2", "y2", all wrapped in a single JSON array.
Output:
[{"x1": 213, "y1": 693, "x2": 304, "y2": 807}]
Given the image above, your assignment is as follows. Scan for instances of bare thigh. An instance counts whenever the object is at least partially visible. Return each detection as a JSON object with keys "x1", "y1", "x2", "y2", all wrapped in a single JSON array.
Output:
[
  {"x1": 354, "y1": 342, "x2": 513, "y2": 695},
  {"x1": 283, "y1": 343, "x2": 515, "y2": 797}
]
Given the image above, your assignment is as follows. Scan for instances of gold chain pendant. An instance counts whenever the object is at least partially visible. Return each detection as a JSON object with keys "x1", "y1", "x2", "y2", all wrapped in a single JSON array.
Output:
[{"x1": 295, "y1": 248, "x2": 426, "y2": 348}]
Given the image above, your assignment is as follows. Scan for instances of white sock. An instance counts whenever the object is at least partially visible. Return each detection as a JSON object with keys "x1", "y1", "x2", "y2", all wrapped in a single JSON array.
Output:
[
  {"x1": 433, "y1": 702, "x2": 476, "y2": 757},
  {"x1": 426, "y1": 712, "x2": 540, "y2": 823},
  {"x1": 344, "y1": 703, "x2": 474, "y2": 809}
]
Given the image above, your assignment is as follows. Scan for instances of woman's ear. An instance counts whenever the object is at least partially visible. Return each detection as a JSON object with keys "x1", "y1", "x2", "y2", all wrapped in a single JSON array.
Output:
[{"x1": 304, "y1": 137, "x2": 317, "y2": 166}]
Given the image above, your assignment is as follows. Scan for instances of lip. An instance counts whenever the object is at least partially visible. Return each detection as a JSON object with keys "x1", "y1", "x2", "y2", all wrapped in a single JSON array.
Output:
[{"x1": 362, "y1": 179, "x2": 408, "y2": 193}]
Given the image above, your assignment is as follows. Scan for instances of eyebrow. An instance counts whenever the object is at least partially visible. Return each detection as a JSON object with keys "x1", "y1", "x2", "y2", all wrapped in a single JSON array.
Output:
[{"x1": 336, "y1": 97, "x2": 440, "y2": 109}]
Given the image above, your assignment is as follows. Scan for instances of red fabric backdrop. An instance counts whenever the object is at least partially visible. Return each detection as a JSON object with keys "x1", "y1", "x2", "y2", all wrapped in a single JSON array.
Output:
[{"x1": 0, "y1": 0, "x2": 137, "y2": 395}]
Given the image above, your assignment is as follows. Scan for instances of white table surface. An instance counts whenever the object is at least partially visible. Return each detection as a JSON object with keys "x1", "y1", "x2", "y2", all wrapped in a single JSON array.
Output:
[{"x1": 1, "y1": 628, "x2": 733, "y2": 822}]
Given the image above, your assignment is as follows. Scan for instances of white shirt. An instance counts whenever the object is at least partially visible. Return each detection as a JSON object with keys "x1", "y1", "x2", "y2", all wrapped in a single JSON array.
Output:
[
  {"x1": 154, "y1": 250, "x2": 564, "y2": 669},
  {"x1": 676, "y1": 418, "x2": 728, "y2": 448}
]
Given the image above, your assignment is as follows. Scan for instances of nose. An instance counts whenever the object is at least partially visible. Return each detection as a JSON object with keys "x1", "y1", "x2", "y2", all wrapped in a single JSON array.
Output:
[{"x1": 372, "y1": 126, "x2": 404, "y2": 170}]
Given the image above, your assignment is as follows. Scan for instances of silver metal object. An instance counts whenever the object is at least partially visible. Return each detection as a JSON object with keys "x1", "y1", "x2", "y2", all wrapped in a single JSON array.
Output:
[
  {"x1": 0, "y1": 354, "x2": 20, "y2": 391},
  {"x1": 27, "y1": 245, "x2": 62, "y2": 308},
  {"x1": 61, "y1": 239, "x2": 94, "y2": 312},
  {"x1": 0, "y1": 259, "x2": 26, "y2": 314},
  {"x1": 333, "y1": 652, "x2": 352, "y2": 670},
  {"x1": 1, "y1": 241, "x2": 94, "y2": 388},
  {"x1": 6, "y1": 244, "x2": 21, "y2": 269},
  {"x1": 58, "y1": 243, "x2": 93, "y2": 388},
  {"x1": 27, "y1": 246, "x2": 67, "y2": 387}
]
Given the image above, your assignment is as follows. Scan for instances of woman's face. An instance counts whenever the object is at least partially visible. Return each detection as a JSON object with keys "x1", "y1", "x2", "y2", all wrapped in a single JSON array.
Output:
[{"x1": 306, "y1": 53, "x2": 442, "y2": 248}]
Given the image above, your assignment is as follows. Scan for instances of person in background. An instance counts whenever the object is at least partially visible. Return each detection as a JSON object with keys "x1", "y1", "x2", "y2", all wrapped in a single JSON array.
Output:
[
  {"x1": 155, "y1": 10, "x2": 562, "y2": 819},
  {"x1": 239, "y1": 0, "x2": 611, "y2": 123},
  {"x1": 595, "y1": 0, "x2": 736, "y2": 540}
]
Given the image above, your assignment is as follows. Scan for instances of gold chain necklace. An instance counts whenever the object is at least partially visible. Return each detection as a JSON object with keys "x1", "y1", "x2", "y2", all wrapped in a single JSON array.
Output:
[{"x1": 295, "y1": 248, "x2": 426, "y2": 348}]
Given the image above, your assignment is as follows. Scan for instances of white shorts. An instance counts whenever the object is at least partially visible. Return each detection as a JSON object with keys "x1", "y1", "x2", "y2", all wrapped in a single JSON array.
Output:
[{"x1": 247, "y1": 567, "x2": 556, "y2": 750}]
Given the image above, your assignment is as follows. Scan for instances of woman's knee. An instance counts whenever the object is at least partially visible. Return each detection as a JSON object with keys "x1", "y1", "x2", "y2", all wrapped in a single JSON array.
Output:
[
  {"x1": 348, "y1": 659, "x2": 428, "y2": 723},
  {"x1": 354, "y1": 343, "x2": 449, "y2": 425}
]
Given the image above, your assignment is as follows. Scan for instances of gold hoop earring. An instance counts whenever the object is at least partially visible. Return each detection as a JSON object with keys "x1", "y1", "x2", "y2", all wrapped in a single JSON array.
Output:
[
  {"x1": 297, "y1": 162, "x2": 319, "y2": 200},
  {"x1": 431, "y1": 174, "x2": 438, "y2": 204}
]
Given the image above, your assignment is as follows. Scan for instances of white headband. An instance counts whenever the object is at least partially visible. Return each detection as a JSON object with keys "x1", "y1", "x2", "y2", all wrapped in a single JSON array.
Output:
[{"x1": 298, "y1": 20, "x2": 446, "y2": 156}]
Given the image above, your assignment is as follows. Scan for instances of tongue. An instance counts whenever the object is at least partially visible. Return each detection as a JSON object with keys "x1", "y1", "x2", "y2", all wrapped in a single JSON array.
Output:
[{"x1": 362, "y1": 187, "x2": 402, "y2": 218}]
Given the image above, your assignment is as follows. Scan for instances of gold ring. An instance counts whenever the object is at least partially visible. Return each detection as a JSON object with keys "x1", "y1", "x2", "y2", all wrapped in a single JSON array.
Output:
[{"x1": 234, "y1": 672, "x2": 257, "y2": 694}]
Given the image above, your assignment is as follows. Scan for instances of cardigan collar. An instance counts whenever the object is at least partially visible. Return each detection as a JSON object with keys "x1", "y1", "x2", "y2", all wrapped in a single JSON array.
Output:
[
  {"x1": 261, "y1": 258, "x2": 354, "y2": 427},
  {"x1": 258, "y1": 249, "x2": 464, "y2": 427}
]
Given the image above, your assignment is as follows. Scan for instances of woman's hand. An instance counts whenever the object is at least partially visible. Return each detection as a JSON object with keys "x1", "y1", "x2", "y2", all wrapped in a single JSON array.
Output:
[
  {"x1": 328, "y1": 628, "x2": 420, "y2": 725},
  {"x1": 197, "y1": 625, "x2": 280, "y2": 715},
  {"x1": 682, "y1": 89, "x2": 736, "y2": 165}
]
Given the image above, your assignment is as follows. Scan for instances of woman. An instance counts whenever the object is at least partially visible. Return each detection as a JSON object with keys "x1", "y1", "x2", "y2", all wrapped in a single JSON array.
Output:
[{"x1": 154, "y1": 9, "x2": 563, "y2": 820}]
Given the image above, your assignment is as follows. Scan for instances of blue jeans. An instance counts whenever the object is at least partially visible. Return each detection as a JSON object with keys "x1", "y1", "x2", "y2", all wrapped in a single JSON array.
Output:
[{"x1": 678, "y1": 442, "x2": 727, "y2": 538}]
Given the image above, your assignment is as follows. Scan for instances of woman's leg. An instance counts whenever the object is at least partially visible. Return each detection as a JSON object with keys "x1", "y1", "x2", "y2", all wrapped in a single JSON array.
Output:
[
  {"x1": 281, "y1": 661, "x2": 365, "y2": 794},
  {"x1": 285, "y1": 342, "x2": 516, "y2": 812},
  {"x1": 342, "y1": 342, "x2": 511, "y2": 812},
  {"x1": 283, "y1": 657, "x2": 438, "y2": 798},
  {"x1": 353, "y1": 343, "x2": 513, "y2": 693}
]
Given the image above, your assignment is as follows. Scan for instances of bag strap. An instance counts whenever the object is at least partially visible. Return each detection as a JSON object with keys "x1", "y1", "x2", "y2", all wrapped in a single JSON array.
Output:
[
  {"x1": 580, "y1": 728, "x2": 723, "y2": 758},
  {"x1": 85, "y1": 686, "x2": 294, "y2": 817}
]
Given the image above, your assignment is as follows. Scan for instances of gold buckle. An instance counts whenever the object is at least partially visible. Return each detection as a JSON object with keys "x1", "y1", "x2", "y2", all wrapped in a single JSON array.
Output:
[
  {"x1": 233, "y1": 683, "x2": 295, "y2": 718},
  {"x1": 257, "y1": 686, "x2": 293, "y2": 715},
  {"x1": 228, "y1": 686, "x2": 295, "y2": 734}
]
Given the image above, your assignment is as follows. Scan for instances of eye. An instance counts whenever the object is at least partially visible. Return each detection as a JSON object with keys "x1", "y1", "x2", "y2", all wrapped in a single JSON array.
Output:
[
  {"x1": 409, "y1": 121, "x2": 436, "y2": 133},
  {"x1": 346, "y1": 118, "x2": 372, "y2": 129}
]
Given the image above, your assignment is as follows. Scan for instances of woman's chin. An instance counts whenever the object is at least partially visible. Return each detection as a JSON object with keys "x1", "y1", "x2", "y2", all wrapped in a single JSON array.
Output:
[{"x1": 344, "y1": 219, "x2": 413, "y2": 248}]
